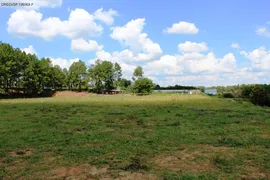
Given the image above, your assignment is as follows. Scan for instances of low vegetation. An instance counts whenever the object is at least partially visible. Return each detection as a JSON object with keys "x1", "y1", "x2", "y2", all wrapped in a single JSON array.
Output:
[
  {"x1": 0, "y1": 94, "x2": 269, "y2": 179},
  {"x1": 215, "y1": 84, "x2": 270, "y2": 107}
]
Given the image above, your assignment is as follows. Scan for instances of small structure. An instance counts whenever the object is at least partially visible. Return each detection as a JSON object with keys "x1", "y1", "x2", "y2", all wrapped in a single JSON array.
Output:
[
  {"x1": 110, "y1": 86, "x2": 122, "y2": 94},
  {"x1": 188, "y1": 90, "x2": 202, "y2": 94}
]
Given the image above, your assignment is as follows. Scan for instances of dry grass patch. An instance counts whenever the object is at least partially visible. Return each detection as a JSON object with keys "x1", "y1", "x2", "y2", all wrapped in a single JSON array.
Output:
[
  {"x1": 53, "y1": 91, "x2": 89, "y2": 97},
  {"x1": 150, "y1": 145, "x2": 235, "y2": 173},
  {"x1": 9, "y1": 149, "x2": 32, "y2": 157},
  {"x1": 117, "y1": 172, "x2": 157, "y2": 180},
  {"x1": 51, "y1": 164, "x2": 110, "y2": 179}
]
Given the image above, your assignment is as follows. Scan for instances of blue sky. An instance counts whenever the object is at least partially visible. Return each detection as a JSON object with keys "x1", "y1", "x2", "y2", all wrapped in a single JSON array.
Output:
[{"x1": 0, "y1": 0, "x2": 270, "y2": 86}]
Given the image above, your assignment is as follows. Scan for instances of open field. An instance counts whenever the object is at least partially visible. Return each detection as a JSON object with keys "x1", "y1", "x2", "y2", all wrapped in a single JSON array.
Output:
[{"x1": 0, "y1": 94, "x2": 269, "y2": 179}]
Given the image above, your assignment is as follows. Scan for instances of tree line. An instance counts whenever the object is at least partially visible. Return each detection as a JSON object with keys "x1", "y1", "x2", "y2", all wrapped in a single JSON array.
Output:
[
  {"x1": 154, "y1": 84, "x2": 198, "y2": 90},
  {"x1": 209, "y1": 84, "x2": 270, "y2": 106},
  {"x1": 0, "y1": 42, "x2": 155, "y2": 97}
]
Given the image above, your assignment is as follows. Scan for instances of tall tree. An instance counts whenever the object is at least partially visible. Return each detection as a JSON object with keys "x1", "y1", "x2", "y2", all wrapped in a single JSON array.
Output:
[
  {"x1": 39, "y1": 58, "x2": 53, "y2": 88},
  {"x1": 132, "y1": 66, "x2": 143, "y2": 81},
  {"x1": 21, "y1": 54, "x2": 43, "y2": 95},
  {"x1": 88, "y1": 60, "x2": 122, "y2": 92},
  {"x1": 69, "y1": 60, "x2": 87, "y2": 91},
  {"x1": 0, "y1": 42, "x2": 16, "y2": 91},
  {"x1": 51, "y1": 65, "x2": 65, "y2": 89}
]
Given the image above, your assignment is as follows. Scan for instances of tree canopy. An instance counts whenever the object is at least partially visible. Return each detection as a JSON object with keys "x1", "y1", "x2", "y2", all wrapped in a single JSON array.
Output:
[
  {"x1": 88, "y1": 60, "x2": 122, "y2": 92},
  {"x1": 132, "y1": 66, "x2": 143, "y2": 81}
]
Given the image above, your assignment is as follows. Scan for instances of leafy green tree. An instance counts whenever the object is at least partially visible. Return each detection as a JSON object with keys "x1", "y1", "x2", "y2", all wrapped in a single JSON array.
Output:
[
  {"x1": 241, "y1": 84, "x2": 254, "y2": 98},
  {"x1": 133, "y1": 78, "x2": 155, "y2": 94},
  {"x1": 118, "y1": 78, "x2": 132, "y2": 90},
  {"x1": 62, "y1": 68, "x2": 70, "y2": 89},
  {"x1": 88, "y1": 60, "x2": 122, "y2": 92},
  {"x1": 69, "y1": 60, "x2": 87, "y2": 91},
  {"x1": 114, "y1": 62, "x2": 122, "y2": 82},
  {"x1": 0, "y1": 42, "x2": 16, "y2": 91},
  {"x1": 39, "y1": 58, "x2": 53, "y2": 88},
  {"x1": 155, "y1": 84, "x2": 161, "y2": 90},
  {"x1": 250, "y1": 85, "x2": 270, "y2": 106},
  {"x1": 132, "y1": 66, "x2": 143, "y2": 81},
  {"x1": 21, "y1": 54, "x2": 43, "y2": 95},
  {"x1": 51, "y1": 65, "x2": 65, "y2": 89}
]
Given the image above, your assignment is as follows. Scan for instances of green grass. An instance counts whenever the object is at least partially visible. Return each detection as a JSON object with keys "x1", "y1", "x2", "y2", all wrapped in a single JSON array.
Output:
[{"x1": 0, "y1": 94, "x2": 269, "y2": 179}]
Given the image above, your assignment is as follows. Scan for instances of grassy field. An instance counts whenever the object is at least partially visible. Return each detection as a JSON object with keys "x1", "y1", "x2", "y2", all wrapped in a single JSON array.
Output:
[{"x1": 0, "y1": 94, "x2": 269, "y2": 179}]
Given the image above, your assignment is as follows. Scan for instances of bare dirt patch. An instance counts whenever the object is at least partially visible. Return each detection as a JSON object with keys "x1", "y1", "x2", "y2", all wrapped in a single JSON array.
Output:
[
  {"x1": 241, "y1": 172, "x2": 267, "y2": 179},
  {"x1": 53, "y1": 91, "x2": 89, "y2": 97},
  {"x1": 117, "y1": 172, "x2": 157, "y2": 180},
  {"x1": 248, "y1": 120, "x2": 259, "y2": 123},
  {"x1": 9, "y1": 149, "x2": 32, "y2": 157},
  {"x1": 150, "y1": 145, "x2": 233, "y2": 173},
  {"x1": 51, "y1": 164, "x2": 110, "y2": 179},
  {"x1": 50, "y1": 164, "x2": 158, "y2": 180}
]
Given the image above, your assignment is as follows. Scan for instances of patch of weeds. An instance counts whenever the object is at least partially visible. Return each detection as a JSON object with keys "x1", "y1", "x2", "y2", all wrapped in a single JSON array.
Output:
[
  {"x1": 16, "y1": 151, "x2": 25, "y2": 155},
  {"x1": 213, "y1": 155, "x2": 233, "y2": 173},
  {"x1": 163, "y1": 171, "x2": 182, "y2": 180},
  {"x1": 71, "y1": 110, "x2": 77, "y2": 114},
  {"x1": 123, "y1": 157, "x2": 150, "y2": 171},
  {"x1": 0, "y1": 152, "x2": 6, "y2": 158},
  {"x1": 214, "y1": 109, "x2": 233, "y2": 113},
  {"x1": 190, "y1": 108, "x2": 206, "y2": 112},
  {"x1": 167, "y1": 121, "x2": 181, "y2": 126},
  {"x1": 175, "y1": 113, "x2": 183, "y2": 117},
  {"x1": 136, "y1": 119, "x2": 145, "y2": 126},
  {"x1": 106, "y1": 112, "x2": 125, "y2": 115},
  {"x1": 227, "y1": 114, "x2": 244, "y2": 118},
  {"x1": 163, "y1": 171, "x2": 217, "y2": 180},
  {"x1": 126, "y1": 115, "x2": 137, "y2": 120},
  {"x1": 0, "y1": 166, "x2": 6, "y2": 179},
  {"x1": 23, "y1": 113, "x2": 31, "y2": 117},
  {"x1": 218, "y1": 137, "x2": 245, "y2": 147}
]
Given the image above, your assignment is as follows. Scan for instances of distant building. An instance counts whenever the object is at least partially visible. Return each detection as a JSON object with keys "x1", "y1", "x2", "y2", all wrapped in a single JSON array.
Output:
[{"x1": 188, "y1": 90, "x2": 202, "y2": 94}]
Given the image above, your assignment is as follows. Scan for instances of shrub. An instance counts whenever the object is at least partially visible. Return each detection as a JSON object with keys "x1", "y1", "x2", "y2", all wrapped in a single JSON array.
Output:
[
  {"x1": 133, "y1": 78, "x2": 155, "y2": 94},
  {"x1": 221, "y1": 92, "x2": 234, "y2": 98},
  {"x1": 241, "y1": 84, "x2": 254, "y2": 98},
  {"x1": 249, "y1": 85, "x2": 270, "y2": 106}
]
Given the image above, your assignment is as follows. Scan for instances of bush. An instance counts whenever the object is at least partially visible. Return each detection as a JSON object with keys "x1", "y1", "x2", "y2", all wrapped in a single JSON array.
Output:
[
  {"x1": 249, "y1": 85, "x2": 270, "y2": 106},
  {"x1": 133, "y1": 78, "x2": 155, "y2": 94},
  {"x1": 241, "y1": 84, "x2": 254, "y2": 98},
  {"x1": 221, "y1": 92, "x2": 234, "y2": 98}
]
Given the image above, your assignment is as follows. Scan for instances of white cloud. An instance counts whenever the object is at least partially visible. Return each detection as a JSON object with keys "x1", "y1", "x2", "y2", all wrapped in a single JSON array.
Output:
[
  {"x1": 178, "y1": 41, "x2": 208, "y2": 52},
  {"x1": 241, "y1": 47, "x2": 270, "y2": 71},
  {"x1": 94, "y1": 8, "x2": 118, "y2": 26},
  {"x1": 152, "y1": 69, "x2": 268, "y2": 87},
  {"x1": 144, "y1": 55, "x2": 183, "y2": 76},
  {"x1": 164, "y1": 21, "x2": 199, "y2": 34},
  {"x1": 256, "y1": 27, "x2": 270, "y2": 38},
  {"x1": 0, "y1": 0, "x2": 62, "y2": 10},
  {"x1": 8, "y1": 8, "x2": 103, "y2": 40},
  {"x1": 231, "y1": 43, "x2": 240, "y2": 49},
  {"x1": 50, "y1": 57, "x2": 80, "y2": 69},
  {"x1": 110, "y1": 18, "x2": 162, "y2": 61},
  {"x1": 143, "y1": 51, "x2": 237, "y2": 83},
  {"x1": 21, "y1": 45, "x2": 37, "y2": 55},
  {"x1": 71, "y1": 38, "x2": 103, "y2": 52},
  {"x1": 89, "y1": 45, "x2": 270, "y2": 86}
]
